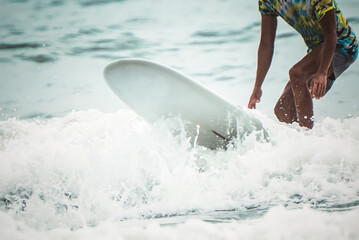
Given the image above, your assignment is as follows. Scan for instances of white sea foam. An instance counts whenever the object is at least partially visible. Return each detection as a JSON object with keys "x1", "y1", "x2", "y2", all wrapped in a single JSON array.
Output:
[
  {"x1": 0, "y1": 109, "x2": 359, "y2": 238},
  {"x1": 1, "y1": 206, "x2": 359, "y2": 240}
]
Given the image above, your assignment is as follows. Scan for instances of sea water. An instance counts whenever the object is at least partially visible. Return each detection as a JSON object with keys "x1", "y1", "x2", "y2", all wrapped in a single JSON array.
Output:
[{"x1": 1, "y1": 0, "x2": 359, "y2": 239}]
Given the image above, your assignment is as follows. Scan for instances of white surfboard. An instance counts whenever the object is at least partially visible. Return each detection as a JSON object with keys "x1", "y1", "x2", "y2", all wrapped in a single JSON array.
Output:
[{"x1": 104, "y1": 58, "x2": 266, "y2": 149}]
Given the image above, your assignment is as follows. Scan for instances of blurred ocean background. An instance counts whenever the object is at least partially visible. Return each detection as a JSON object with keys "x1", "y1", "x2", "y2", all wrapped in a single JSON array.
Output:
[{"x1": 1, "y1": 0, "x2": 359, "y2": 239}]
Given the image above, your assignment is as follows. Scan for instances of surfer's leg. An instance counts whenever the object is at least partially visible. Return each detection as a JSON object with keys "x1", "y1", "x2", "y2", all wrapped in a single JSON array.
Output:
[
  {"x1": 274, "y1": 81, "x2": 298, "y2": 123},
  {"x1": 288, "y1": 46, "x2": 332, "y2": 129}
]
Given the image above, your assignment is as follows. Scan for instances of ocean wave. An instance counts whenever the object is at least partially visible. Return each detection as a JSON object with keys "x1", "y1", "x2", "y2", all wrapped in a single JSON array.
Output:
[
  {"x1": 0, "y1": 42, "x2": 48, "y2": 50},
  {"x1": 0, "y1": 109, "x2": 358, "y2": 231}
]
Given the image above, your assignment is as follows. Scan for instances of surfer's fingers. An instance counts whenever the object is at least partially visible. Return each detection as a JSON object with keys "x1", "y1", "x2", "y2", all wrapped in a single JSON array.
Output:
[
  {"x1": 248, "y1": 100, "x2": 256, "y2": 109},
  {"x1": 313, "y1": 81, "x2": 326, "y2": 99},
  {"x1": 318, "y1": 83, "x2": 324, "y2": 98},
  {"x1": 309, "y1": 80, "x2": 314, "y2": 94},
  {"x1": 312, "y1": 82, "x2": 318, "y2": 98},
  {"x1": 318, "y1": 83, "x2": 326, "y2": 99}
]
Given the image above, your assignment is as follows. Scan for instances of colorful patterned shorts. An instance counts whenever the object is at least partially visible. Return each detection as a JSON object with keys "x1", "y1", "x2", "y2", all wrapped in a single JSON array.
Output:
[{"x1": 326, "y1": 47, "x2": 357, "y2": 93}]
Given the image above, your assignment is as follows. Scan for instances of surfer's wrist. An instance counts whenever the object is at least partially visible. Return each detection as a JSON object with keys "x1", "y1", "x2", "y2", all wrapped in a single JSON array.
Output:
[{"x1": 253, "y1": 85, "x2": 262, "y2": 91}]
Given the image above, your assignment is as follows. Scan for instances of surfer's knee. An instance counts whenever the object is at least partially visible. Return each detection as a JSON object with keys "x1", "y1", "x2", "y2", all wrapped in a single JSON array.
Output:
[
  {"x1": 274, "y1": 99, "x2": 297, "y2": 124},
  {"x1": 288, "y1": 66, "x2": 304, "y2": 86},
  {"x1": 274, "y1": 100, "x2": 285, "y2": 121},
  {"x1": 274, "y1": 98, "x2": 285, "y2": 119}
]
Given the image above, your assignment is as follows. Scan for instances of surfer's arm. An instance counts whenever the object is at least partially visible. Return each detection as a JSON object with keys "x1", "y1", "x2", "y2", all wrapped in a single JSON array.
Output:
[
  {"x1": 310, "y1": 8, "x2": 337, "y2": 99},
  {"x1": 248, "y1": 14, "x2": 277, "y2": 109}
]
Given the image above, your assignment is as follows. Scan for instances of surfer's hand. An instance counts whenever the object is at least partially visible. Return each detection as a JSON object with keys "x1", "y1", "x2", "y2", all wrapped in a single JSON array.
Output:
[
  {"x1": 248, "y1": 88, "x2": 262, "y2": 109},
  {"x1": 309, "y1": 73, "x2": 327, "y2": 99}
]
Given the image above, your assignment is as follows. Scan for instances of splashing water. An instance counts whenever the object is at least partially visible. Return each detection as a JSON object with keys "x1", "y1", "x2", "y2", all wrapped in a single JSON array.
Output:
[{"x1": 0, "y1": 109, "x2": 359, "y2": 239}]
